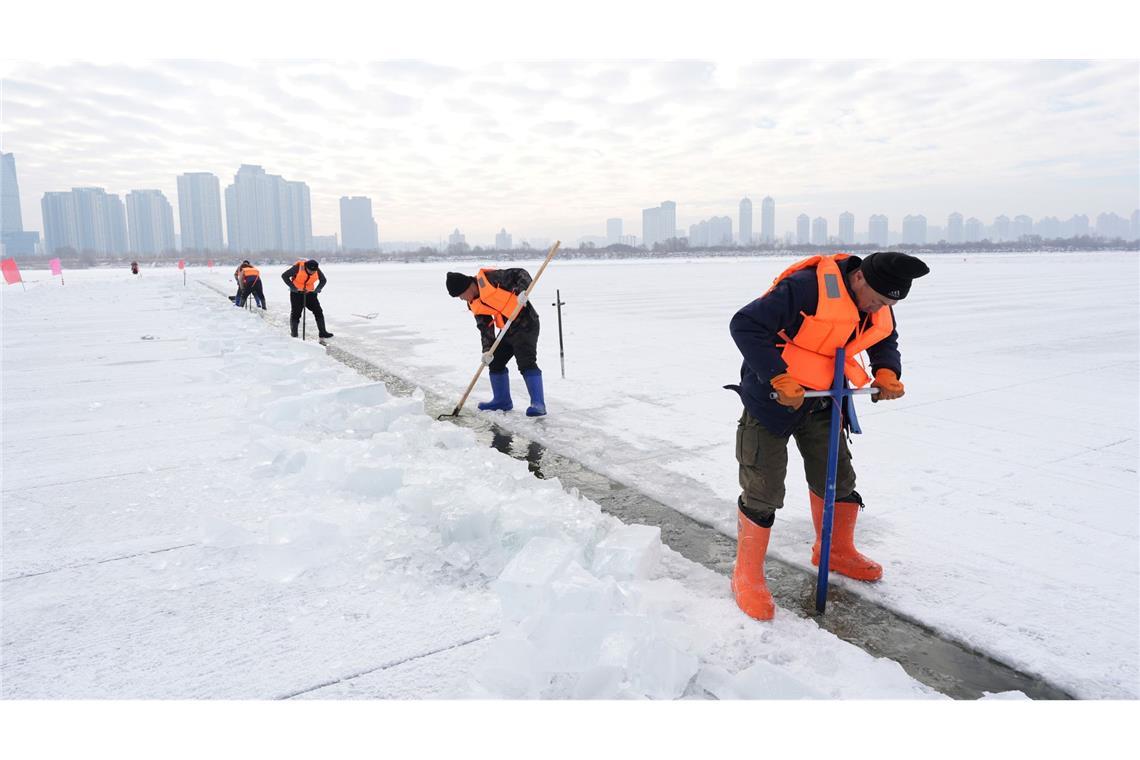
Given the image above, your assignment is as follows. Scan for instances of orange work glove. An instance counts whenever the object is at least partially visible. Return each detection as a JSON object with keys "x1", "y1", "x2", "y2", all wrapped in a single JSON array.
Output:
[
  {"x1": 770, "y1": 373, "x2": 805, "y2": 410},
  {"x1": 872, "y1": 368, "x2": 905, "y2": 401}
]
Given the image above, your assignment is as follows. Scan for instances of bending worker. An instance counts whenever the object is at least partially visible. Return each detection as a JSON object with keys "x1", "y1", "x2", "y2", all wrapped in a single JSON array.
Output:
[
  {"x1": 281, "y1": 259, "x2": 333, "y2": 339},
  {"x1": 446, "y1": 267, "x2": 546, "y2": 416},
  {"x1": 727, "y1": 251, "x2": 929, "y2": 621},
  {"x1": 235, "y1": 260, "x2": 266, "y2": 309}
]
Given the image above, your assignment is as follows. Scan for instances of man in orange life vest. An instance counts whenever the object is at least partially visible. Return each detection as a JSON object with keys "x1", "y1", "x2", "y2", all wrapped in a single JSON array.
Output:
[
  {"x1": 235, "y1": 260, "x2": 266, "y2": 309},
  {"x1": 281, "y1": 259, "x2": 333, "y2": 339},
  {"x1": 727, "y1": 251, "x2": 929, "y2": 621},
  {"x1": 446, "y1": 268, "x2": 546, "y2": 416}
]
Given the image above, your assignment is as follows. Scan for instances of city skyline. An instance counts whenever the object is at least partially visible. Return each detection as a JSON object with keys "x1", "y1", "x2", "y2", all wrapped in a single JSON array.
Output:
[
  {"x1": 16, "y1": 145, "x2": 1140, "y2": 256},
  {"x1": 2, "y1": 59, "x2": 1137, "y2": 246},
  {"x1": 20, "y1": 163, "x2": 1140, "y2": 256}
]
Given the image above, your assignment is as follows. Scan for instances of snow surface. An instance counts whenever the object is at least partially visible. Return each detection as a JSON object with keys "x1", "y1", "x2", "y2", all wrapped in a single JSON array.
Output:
[
  {"x1": 194, "y1": 250, "x2": 1137, "y2": 699},
  {"x1": 2, "y1": 270, "x2": 944, "y2": 699}
]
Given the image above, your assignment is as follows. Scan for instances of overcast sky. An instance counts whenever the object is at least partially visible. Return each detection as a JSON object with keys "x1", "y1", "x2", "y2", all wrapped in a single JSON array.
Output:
[{"x1": 2, "y1": 59, "x2": 1137, "y2": 244}]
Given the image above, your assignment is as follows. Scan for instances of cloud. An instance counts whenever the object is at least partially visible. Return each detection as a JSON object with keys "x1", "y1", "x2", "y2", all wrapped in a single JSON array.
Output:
[{"x1": 2, "y1": 59, "x2": 1137, "y2": 243}]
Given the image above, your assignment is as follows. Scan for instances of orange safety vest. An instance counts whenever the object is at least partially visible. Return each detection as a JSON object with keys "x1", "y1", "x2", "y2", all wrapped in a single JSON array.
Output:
[
  {"x1": 766, "y1": 254, "x2": 894, "y2": 390},
  {"x1": 467, "y1": 268, "x2": 520, "y2": 328},
  {"x1": 292, "y1": 260, "x2": 319, "y2": 292},
  {"x1": 240, "y1": 266, "x2": 260, "y2": 280}
]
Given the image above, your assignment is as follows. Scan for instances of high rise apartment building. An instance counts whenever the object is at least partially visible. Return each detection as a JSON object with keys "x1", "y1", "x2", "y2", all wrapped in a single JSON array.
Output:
[
  {"x1": 225, "y1": 165, "x2": 312, "y2": 254},
  {"x1": 838, "y1": 211, "x2": 854, "y2": 245},
  {"x1": 177, "y1": 172, "x2": 225, "y2": 253},
  {"x1": 1, "y1": 152, "x2": 40, "y2": 255},
  {"x1": 126, "y1": 189, "x2": 176, "y2": 255},
  {"x1": 902, "y1": 214, "x2": 927, "y2": 245},
  {"x1": 738, "y1": 198, "x2": 752, "y2": 245},
  {"x1": 811, "y1": 217, "x2": 828, "y2": 245},
  {"x1": 760, "y1": 197, "x2": 775, "y2": 243},
  {"x1": 964, "y1": 217, "x2": 984, "y2": 242},
  {"x1": 868, "y1": 214, "x2": 888, "y2": 246},
  {"x1": 41, "y1": 192, "x2": 79, "y2": 255},
  {"x1": 796, "y1": 214, "x2": 810, "y2": 244},
  {"x1": 495, "y1": 228, "x2": 513, "y2": 249},
  {"x1": 642, "y1": 201, "x2": 676, "y2": 248},
  {"x1": 339, "y1": 196, "x2": 379, "y2": 252},
  {"x1": 947, "y1": 212, "x2": 964, "y2": 243}
]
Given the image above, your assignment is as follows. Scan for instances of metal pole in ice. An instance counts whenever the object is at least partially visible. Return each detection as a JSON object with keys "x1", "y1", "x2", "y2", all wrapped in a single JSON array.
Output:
[
  {"x1": 552, "y1": 289, "x2": 566, "y2": 378},
  {"x1": 814, "y1": 347, "x2": 848, "y2": 613}
]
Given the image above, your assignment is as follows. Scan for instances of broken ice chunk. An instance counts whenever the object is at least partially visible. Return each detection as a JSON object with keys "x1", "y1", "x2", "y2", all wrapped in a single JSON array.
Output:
[
  {"x1": 626, "y1": 636, "x2": 699, "y2": 699},
  {"x1": 493, "y1": 536, "x2": 578, "y2": 622},
  {"x1": 591, "y1": 524, "x2": 662, "y2": 581}
]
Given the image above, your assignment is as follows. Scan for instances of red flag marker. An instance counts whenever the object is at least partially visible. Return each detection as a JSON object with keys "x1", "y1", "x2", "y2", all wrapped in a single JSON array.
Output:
[
  {"x1": 50, "y1": 257, "x2": 64, "y2": 285},
  {"x1": 2, "y1": 258, "x2": 24, "y2": 290},
  {"x1": 178, "y1": 258, "x2": 186, "y2": 285}
]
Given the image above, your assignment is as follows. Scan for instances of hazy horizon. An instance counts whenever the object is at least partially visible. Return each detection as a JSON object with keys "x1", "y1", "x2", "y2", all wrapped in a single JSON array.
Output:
[{"x1": 2, "y1": 59, "x2": 1138, "y2": 245}]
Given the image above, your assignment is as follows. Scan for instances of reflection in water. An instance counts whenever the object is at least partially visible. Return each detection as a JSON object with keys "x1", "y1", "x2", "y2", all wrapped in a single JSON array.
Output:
[{"x1": 488, "y1": 425, "x2": 549, "y2": 479}]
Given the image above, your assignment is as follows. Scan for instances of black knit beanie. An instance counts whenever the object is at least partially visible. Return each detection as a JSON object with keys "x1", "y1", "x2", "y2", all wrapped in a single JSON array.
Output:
[
  {"x1": 446, "y1": 271, "x2": 475, "y2": 297},
  {"x1": 304, "y1": 259, "x2": 319, "y2": 271},
  {"x1": 860, "y1": 252, "x2": 930, "y2": 300}
]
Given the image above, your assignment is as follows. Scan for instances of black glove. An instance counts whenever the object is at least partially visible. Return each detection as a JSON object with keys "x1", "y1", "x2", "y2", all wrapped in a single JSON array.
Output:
[{"x1": 315, "y1": 287, "x2": 323, "y2": 295}]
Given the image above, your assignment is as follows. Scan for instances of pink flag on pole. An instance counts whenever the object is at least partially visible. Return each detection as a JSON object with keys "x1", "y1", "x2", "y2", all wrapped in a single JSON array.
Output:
[
  {"x1": 2, "y1": 258, "x2": 21, "y2": 285},
  {"x1": 50, "y1": 258, "x2": 63, "y2": 276},
  {"x1": 207, "y1": 259, "x2": 213, "y2": 268},
  {"x1": 178, "y1": 259, "x2": 186, "y2": 270}
]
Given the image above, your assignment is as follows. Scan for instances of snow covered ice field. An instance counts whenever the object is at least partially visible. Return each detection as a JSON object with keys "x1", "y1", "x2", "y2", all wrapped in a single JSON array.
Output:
[
  {"x1": 3, "y1": 268, "x2": 941, "y2": 699},
  {"x1": 2, "y1": 250, "x2": 1136, "y2": 699},
  {"x1": 252, "y1": 249, "x2": 1138, "y2": 699}
]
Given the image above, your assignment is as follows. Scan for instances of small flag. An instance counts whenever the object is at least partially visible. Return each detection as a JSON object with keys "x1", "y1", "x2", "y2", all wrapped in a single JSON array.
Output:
[
  {"x1": 1, "y1": 258, "x2": 21, "y2": 285},
  {"x1": 178, "y1": 259, "x2": 185, "y2": 270},
  {"x1": 50, "y1": 258, "x2": 63, "y2": 276},
  {"x1": 207, "y1": 259, "x2": 213, "y2": 268}
]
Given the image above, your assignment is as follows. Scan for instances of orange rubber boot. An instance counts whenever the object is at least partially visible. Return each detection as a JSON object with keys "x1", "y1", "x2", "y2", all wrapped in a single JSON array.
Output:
[
  {"x1": 731, "y1": 509, "x2": 776, "y2": 620},
  {"x1": 810, "y1": 491, "x2": 883, "y2": 581}
]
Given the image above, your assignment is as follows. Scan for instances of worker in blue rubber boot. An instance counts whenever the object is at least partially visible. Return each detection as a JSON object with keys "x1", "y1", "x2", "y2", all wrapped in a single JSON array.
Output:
[{"x1": 446, "y1": 268, "x2": 546, "y2": 416}]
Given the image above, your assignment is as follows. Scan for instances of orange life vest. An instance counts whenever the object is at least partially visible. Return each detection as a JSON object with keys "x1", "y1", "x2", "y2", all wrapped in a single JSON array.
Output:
[
  {"x1": 468, "y1": 268, "x2": 520, "y2": 328},
  {"x1": 292, "y1": 260, "x2": 319, "y2": 292},
  {"x1": 240, "y1": 266, "x2": 260, "y2": 280},
  {"x1": 766, "y1": 254, "x2": 894, "y2": 390}
]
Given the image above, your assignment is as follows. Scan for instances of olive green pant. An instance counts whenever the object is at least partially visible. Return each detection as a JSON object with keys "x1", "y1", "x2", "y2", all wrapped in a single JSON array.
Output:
[{"x1": 735, "y1": 406, "x2": 856, "y2": 520}]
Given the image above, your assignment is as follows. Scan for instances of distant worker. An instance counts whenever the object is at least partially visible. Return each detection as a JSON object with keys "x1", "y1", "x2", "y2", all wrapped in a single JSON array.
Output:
[
  {"x1": 130, "y1": 261, "x2": 139, "y2": 275},
  {"x1": 234, "y1": 260, "x2": 266, "y2": 309},
  {"x1": 446, "y1": 267, "x2": 546, "y2": 416},
  {"x1": 230, "y1": 262, "x2": 244, "y2": 303},
  {"x1": 281, "y1": 259, "x2": 332, "y2": 339},
  {"x1": 726, "y1": 251, "x2": 929, "y2": 621}
]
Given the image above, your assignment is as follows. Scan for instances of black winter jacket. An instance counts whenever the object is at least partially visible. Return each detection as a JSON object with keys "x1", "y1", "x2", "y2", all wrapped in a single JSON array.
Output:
[
  {"x1": 728, "y1": 256, "x2": 902, "y2": 436},
  {"x1": 472, "y1": 268, "x2": 539, "y2": 350}
]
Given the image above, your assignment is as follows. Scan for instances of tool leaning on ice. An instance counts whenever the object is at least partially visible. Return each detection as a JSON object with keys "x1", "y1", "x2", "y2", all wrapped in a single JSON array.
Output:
[
  {"x1": 446, "y1": 267, "x2": 546, "y2": 416},
  {"x1": 281, "y1": 259, "x2": 332, "y2": 339},
  {"x1": 725, "y1": 251, "x2": 930, "y2": 621}
]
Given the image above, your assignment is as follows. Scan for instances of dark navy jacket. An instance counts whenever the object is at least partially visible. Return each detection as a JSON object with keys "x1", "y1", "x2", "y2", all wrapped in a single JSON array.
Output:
[{"x1": 728, "y1": 256, "x2": 902, "y2": 436}]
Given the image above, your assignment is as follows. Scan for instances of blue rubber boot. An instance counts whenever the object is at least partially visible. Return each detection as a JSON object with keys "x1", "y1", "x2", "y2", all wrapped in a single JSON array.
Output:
[
  {"x1": 522, "y1": 369, "x2": 546, "y2": 417},
  {"x1": 478, "y1": 370, "x2": 513, "y2": 411}
]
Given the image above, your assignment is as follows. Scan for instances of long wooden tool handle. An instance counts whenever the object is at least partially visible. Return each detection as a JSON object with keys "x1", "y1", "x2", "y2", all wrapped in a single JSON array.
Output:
[{"x1": 448, "y1": 241, "x2": 562, "y2": 416}]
